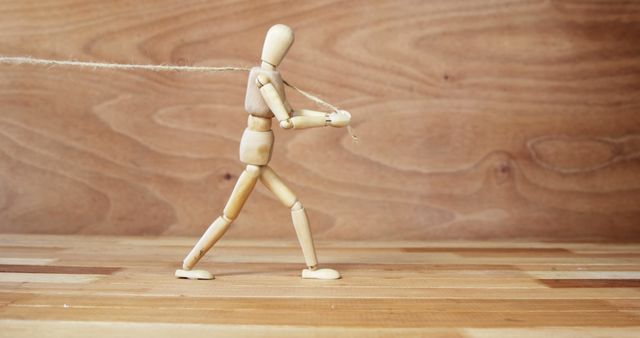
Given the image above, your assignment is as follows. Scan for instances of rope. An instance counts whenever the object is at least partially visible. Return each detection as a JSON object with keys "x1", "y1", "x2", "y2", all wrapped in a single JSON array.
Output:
[
  {"x1": 0, "y1": 56, "x2": 251, "y2": 72},
  {"x1": 0, "y1": 56, "x2": 357, "y2": 141}
]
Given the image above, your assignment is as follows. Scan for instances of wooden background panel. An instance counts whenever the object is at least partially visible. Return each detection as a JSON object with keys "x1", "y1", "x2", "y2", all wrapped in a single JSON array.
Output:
[{"x1": 0, "y1": 0, "x2": 639, "y2": 241}]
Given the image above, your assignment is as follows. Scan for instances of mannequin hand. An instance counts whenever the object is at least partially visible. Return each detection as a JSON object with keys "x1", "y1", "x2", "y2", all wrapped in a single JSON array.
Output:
[
  {"x1": 280, "y1": 120, "x2": 293, "y2": 129},
  {"x1": 328, "y1": 110, "x2": 351, "y2": 128}
]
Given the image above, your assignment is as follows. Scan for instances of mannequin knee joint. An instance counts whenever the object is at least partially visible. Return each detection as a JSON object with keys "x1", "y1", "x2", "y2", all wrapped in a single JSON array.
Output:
[{"x1": 291, "y1": 200, "x2": 303, "y2": 211}]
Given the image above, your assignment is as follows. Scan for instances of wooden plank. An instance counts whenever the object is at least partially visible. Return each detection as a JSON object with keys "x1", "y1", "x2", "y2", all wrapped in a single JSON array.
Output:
[
  {"x1": 539, "y1": 279, "x2": 640, "y2": 288},
  {"x1": 0, "y1": 258, "x2": 55, "y2": 265},
  {"x1": 0, "y1": 273, "x2": 101, "y2": 284},
  {"x1": 0, "y1": 1, "x2": 639, "y2": 242},
  {"x1": 464, "y1": 328, "x2": 640, "y2": 338},
  {"x1": 0, "y1": 320, "x2": 464, "y2": 338},
  {"x1": 2, "y1": 304, "x2": 638, "y2": 328},
  {"x1": 2, "y1": 295, "x2": 639, "y2": 327},
  {"x1": 1, "y1": 294, "x2": 625, "y2": 312},
  {"x1": 529, "y1": 271, "x2": 640, "y2": 280},
  {"x1": 0, "y1": 265, "x2": 120, "y2": 275}
]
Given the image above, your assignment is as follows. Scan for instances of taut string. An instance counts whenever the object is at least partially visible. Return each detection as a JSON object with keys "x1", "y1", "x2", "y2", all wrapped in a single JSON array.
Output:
[{"x1": 0, "y1": 56, "x2": 357, "y2": 141}]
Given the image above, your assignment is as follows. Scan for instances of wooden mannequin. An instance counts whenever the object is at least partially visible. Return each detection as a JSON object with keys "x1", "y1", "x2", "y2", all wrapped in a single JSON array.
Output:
[{"x1": 175, "y1": 24, "x2": 350, "y2": 280}]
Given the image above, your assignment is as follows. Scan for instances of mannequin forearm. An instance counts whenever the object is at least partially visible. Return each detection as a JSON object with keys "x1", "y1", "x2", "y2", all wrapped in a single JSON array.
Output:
[
  {"x1": 293, "y1": 109, "x2": 329, "y2": 118},
  {"x1": 289, "y1": 115, "x2": 329, "y2": 129}
]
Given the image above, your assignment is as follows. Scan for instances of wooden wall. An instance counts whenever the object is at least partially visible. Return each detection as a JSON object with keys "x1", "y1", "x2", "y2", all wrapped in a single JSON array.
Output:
[{"x1": 1, "y1": 0, "x2": 639, "y2": 241}]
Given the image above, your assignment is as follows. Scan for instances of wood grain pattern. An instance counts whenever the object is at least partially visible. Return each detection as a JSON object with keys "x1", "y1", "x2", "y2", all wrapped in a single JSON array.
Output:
[
  {"x1": 2, "y1": 235, "x2": 640, "y2": 337},
  {"x1": 0, "y1": 1, "x2": 639, "y2": 240}
]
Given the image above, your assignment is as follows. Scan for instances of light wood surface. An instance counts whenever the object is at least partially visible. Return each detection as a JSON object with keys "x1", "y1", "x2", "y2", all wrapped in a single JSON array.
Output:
[
  {"x1": 2, "y1": 235, "x2": 640, "y2": 337},
  {"x1": 1, "y1": 1, "x2": 640, "y2": 240}
]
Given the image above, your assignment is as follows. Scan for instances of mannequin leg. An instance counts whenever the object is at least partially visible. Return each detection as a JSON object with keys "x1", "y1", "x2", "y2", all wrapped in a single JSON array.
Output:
[
  {"x1": 176, "y1": 165, "x2": 261, "y2": 279},
  {"x1": 260, "y1": 166, "x2": 340, "y2": 280}
]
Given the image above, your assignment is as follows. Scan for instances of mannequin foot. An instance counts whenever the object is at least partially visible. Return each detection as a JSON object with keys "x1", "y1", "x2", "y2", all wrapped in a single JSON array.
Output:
[
  {"x1": 175, "y1": 269, "x2": 214, "y2": 280},
  {"x1": 301, "y1": 268, "x2": 341, "y2": 280}
]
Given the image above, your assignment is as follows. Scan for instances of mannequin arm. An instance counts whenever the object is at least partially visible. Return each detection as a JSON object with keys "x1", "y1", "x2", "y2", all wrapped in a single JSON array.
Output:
[
  {"x1": 257, "y1": 75, "x2": 350, "y2": 129},
  {"x1": 289, "y1": 109, "x2": 351, "y2": 129},
  {"x1": 289, "y1": 110, "x2": 330, "y2": 129},
  {"x1": 287, "y1": 108, "x2": 347, "y2": 129},
  {"x1": 257, "y1": 75, "x2": 291, "y2": 124},
  {"x1": 293, "y1": 109, "x2": 329, "y2": 117}
]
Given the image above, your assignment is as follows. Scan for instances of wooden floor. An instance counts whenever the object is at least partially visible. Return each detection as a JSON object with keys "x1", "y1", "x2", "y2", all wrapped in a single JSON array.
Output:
[{"x1": 1, "y1": 235, "x2": 639, "y2": 337}]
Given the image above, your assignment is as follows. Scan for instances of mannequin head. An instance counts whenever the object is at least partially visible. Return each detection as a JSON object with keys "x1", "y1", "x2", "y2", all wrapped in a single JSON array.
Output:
[{"x1": 261, "y1": 24, "x2": 294, "y2": 69}]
